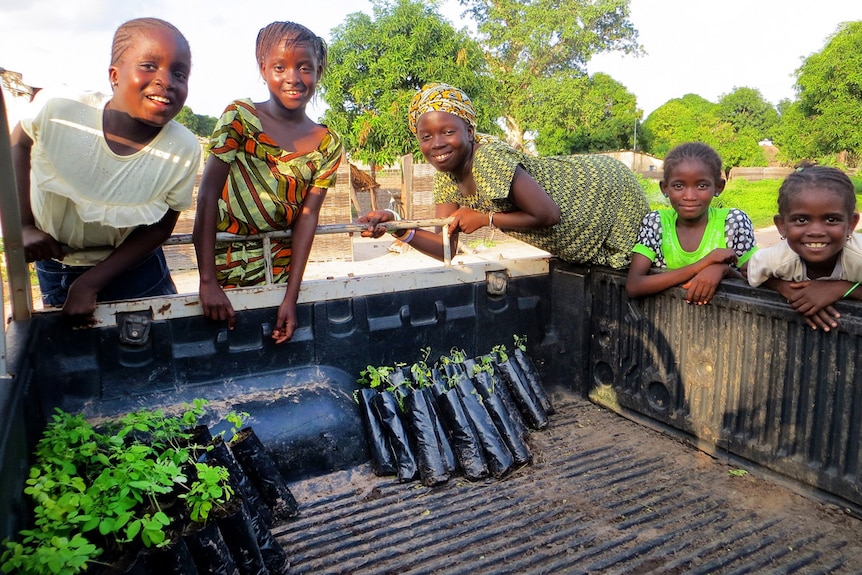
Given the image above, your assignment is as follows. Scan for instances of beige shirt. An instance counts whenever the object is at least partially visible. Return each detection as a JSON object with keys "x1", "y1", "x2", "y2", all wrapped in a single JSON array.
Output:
[
  {"x1": 21, "y1": 89, "x2": 201, "y2": 265},
  {"x1": 747, "y1": 233, "x2": 862, "y2": 287}
]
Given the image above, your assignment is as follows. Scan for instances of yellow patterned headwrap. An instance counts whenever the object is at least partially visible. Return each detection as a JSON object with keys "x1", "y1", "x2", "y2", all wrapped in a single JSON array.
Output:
[{"x1": 408, "y1": 83, "x2": 476, "y2": 135}]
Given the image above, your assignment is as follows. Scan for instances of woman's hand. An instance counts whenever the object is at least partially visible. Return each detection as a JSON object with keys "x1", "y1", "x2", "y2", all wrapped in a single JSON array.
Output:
[
  {"x1": 448, "y1": 207, "x2": 489, "y2": 235},
  {"x1": 199, "y1": 280, "x2": 236, "y2": 330},
  {"x1": 357, "y1": 210, "x2": 395, "y2": 238}
]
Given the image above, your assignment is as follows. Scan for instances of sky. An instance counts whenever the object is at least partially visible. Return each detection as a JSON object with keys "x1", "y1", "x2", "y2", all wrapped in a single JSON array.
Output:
[{"x1": 2, "y1": 0, "x2": 861, "y2": 125}]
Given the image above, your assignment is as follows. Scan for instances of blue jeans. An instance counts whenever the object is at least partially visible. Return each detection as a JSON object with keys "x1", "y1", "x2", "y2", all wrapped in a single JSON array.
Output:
[{"x1": 36, "y1": 248, "x2": 177, "y2": 307}]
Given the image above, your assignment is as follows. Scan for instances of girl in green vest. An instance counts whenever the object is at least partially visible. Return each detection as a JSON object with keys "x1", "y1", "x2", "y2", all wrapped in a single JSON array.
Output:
[{"x1": 626, "y1": 142, "x2": 758, "y2": 304}]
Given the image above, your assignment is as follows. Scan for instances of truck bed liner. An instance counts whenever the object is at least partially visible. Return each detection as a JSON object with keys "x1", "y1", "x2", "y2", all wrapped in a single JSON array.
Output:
[{"x1": 278, "y1": 392, "x2": 862, "y2": 574}]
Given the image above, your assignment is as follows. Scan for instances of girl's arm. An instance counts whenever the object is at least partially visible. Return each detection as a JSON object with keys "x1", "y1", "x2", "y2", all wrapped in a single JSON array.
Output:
[
  {"x1": 625, "y1": 249, "x2": 738, "y2": 299},
  {"x1": 768, "y1": 278, "x2": 853, "y2": 332},
  {"x1": 63, "y1": 208, "x2": 181, "y2": 318},
  {"x1": 192, "y1": 157, "x2": 234, "y2": 327},
  {"x1": 10, "y1": 122, "x2": 63, "y2": 261},
  {"x1": 272, "y1": 185, "x2": 328, "y2": 344}
]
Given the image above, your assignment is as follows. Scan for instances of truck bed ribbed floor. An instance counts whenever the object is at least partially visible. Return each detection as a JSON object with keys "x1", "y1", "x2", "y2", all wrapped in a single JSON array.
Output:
[{"x1": 275, "y1": 393, "x2": 862, "y2": 574}]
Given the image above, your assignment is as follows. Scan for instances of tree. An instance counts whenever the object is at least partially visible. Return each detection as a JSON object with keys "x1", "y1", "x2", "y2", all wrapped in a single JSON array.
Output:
[
  {"x1": 174, "y1": 106, "x2": 216, "y2": 138},
  {"x1": 641, "y1": 94, "x2": 765, "y2": 170},
  {"x1": 530, "y1": 72, "x2": 637, "y2": 155},
  {"x1": 717, "y1": 87, "x2": 778, "y2": 141},
  {"x1": 321, "y1": 0, "x2": 500, "y2": 167},
  {"x1": 774, "y1": 21, "x2": 862, "y2": 166},
  {"x1": 460, "y1": 0, "x2": 641, "y2": 148}
]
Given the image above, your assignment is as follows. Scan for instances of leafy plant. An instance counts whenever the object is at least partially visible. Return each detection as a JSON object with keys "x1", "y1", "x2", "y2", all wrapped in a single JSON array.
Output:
[
  {"x1": 180, "y1": 463, "x2": 234, "y2": 524},
  {"x1": 1, "y1": 400, "x2": 236, "y2": 575},
  {"x1": 409, "y1": 346, "x2": 433, "y2": 389},
  {"x1": 513, "y1": 335, "x2": 527, "y2": 352}
]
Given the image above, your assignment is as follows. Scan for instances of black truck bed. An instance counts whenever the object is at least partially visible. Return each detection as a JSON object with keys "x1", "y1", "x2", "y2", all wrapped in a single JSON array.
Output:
[{"x1": 278, "y1": 392, "x2": 862, "y2": 575}]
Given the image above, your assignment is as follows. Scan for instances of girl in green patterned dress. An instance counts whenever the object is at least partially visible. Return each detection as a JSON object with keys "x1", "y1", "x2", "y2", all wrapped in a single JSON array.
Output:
[
  {"x1": 194, "y1": 22, "x2": 343, "y2": 344},
  {"x1": 357, "y1": 83, "x2": 648, "y2": 268},
  {"x1": 625, "y1": 142, "x2": 757, "y2": 304}
]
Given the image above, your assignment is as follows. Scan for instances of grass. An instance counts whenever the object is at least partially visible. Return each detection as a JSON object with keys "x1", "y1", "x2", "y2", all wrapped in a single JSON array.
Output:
[{"x1": 641, "y1": 175, "x2": 862, "y2": 230}]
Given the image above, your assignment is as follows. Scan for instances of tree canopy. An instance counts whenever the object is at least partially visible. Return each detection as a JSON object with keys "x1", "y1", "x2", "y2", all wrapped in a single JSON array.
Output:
[
  {"x1": 772, "y1": 21, "x2": 862, "y2": 166},
  {"x1": 174, "y1": 106, "x2": 216, "y2": 138},
  {"x1": 460, "y1": 0, "x2": 641, "y2": 149},
  {"x1": 717, "y1": 87, "x2": 778, "y2": 141},
  {"x1": 320, "y1": 0, "x2": 500, "y2": 167},
  {"x1": 640, "y1": 94, "x2": 765, "y2": 169},
  {"x1": 530, "y1": 72, "x2": 637, "y2": 155}
]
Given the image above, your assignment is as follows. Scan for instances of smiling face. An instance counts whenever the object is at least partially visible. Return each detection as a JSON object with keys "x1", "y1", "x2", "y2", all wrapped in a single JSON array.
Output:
[
  {"x1": 415, "y1": 111, "x2": 474, "y2": 175},
  {"x1": 108, "y1": 26, "x2": 190, "y2": 127},
  {"x1": 775, "y1": 187, "x2": 860, "y2": 278},
  {"x1": 259, "y1": 40, "x2": 321, "y2": 113},
  {"x1": 660, "y1": 158, "x2": 726, "y2": 223}
]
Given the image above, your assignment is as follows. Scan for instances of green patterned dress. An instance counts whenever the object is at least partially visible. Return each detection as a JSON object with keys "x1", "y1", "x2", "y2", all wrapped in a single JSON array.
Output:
[
  {"x1": 209, "y1": 99, "x2": 343, "y2": 287},
  {"x1": 433, "y1": 142, "x2": 648, "y2": 268}
]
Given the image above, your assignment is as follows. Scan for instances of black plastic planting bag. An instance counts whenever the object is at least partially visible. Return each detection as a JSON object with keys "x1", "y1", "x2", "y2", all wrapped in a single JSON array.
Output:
[
  {"x1": 495, "y1": 358, "x2": 548, "y2": 430},
  {"x1": 356, "y1": 387, "x2": 398, "y2": 476},
  {"x1": 216, "y1": 499, "x2": 268, "y2": 575},
  {"x1": 208, "y1": 438, "x2": 274, "y2": 528},
  {"x1": 513, "y1": 348, "x2": 555, "y2": 415},
  {"x1": 231, "y1": 427, "x2": 299, "y2": 521},
  {"x1": 371, "y1": 390, "x2": 418, "y2": 482},
  {"x1": 145, "y1": 537, "x2": 199, "y2": 575},
  {"x1": 473, "y1": 371, "x2": 532, "y2": 466},
  {"x1": 184, "y1": 521, "x2": 240, "y2": 575},
  {"x1": 403, "y1": 388, "x2": 450, "y2": 486},
  {"x1": 206, "y1": 439, "x2": 288, "y2": 573},
  {"x1": 453, "y1": 378, "x2": 513, "y2": 478},
  {"x1": 423, "y1": 387, "x2": 458, "y2": 474},
  {"x1": 430, "y1": 369, "x2": 488, "y2": 480}
]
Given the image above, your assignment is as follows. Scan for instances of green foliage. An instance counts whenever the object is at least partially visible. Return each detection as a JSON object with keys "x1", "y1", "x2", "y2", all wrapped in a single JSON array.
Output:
[
  {"x1": 321, "y1": 0, "x2": 499, "y2": 166},
  {"x1": 461, "y1": 0, "x2": 641, "y2": 148},
  {"x1": 713, "y1": 179, "x2": 783, "y2": 229},
  {"x1": 1, "y1": 401, "x2": 234, "y2": 575},
  {"x1": 173, "y1": 106, "x2": 217, "y2": 138},
  {"x1": 775, "y1": 21, "x2": 862, "y2": 166},
  {"x1": 531, "y1": 72, "x2": 638, "y2": 155},
  {"x1": 640, "y1": 94, "x2": 767, "y2": 170},
  {"x1": 717, "y1": 87, "x2": 779, "y2": 141},
  {"x1": 180, "y1": 463, "x2": 234, "y2": 524}
]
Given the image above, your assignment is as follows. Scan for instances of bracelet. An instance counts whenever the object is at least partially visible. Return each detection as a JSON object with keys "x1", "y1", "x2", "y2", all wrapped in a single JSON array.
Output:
[
  {"x1": 397, "y1": 229, "x2": 416, "y2": 244},
  {"x1": 489, "y1": 211, "x2": 495, "y2": 229},
  {"x1": 843, "y1": 281, "x2": 860, "y2": 299}
]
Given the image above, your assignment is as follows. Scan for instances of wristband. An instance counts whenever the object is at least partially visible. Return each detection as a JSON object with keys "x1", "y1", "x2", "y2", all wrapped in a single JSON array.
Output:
[
  {"x1": 489, "y1": 211, "x2": 495, "y2": 229},
  {"x1": 397, "y1": 229, "x2": 416, "y2": 244},
  {"x1": 843, "y1": 281, "x2": 860, "y2": 299}
]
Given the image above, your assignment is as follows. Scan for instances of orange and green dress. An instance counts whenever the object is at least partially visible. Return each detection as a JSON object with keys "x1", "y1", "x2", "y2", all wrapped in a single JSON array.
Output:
[{"x1": 209, "y1": 99, "x2": 343, "y2": 287}]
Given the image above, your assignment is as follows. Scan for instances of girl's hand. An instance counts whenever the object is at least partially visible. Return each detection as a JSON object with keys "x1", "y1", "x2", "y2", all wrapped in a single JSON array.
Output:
[
  {"x1": 272, "y1": 299, "x2": 298, "y2": 344},
  {"x1": 199, "y1": 280, "x2": 236, "y2": 330},
  {"x1": 707, "y1": 248, "x2": 738, "y2": 267},
  {"x1": 448, "y1": 208, "x2": 489, "y2": 235},
  {"x1": 63, "y1": 277, "x2": 99, "y2": 324},
  {"x1": 784, "y1": 281, "x2": 844, "y2": 330},
  {"x1": 357, "y1": 210, "x2": 394, "y2": 238},
  {"x1": 682, "y1": 263, "x2": 727, "y2": 305},
  {"x1": 22, "y1": 225, "x2": 64, "y2": 262}
]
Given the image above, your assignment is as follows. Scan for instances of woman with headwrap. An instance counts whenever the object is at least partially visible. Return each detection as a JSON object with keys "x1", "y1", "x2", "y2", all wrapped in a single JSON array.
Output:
[{"x1": 358, "y1": 83, "x2": 649, "y2": 268}]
